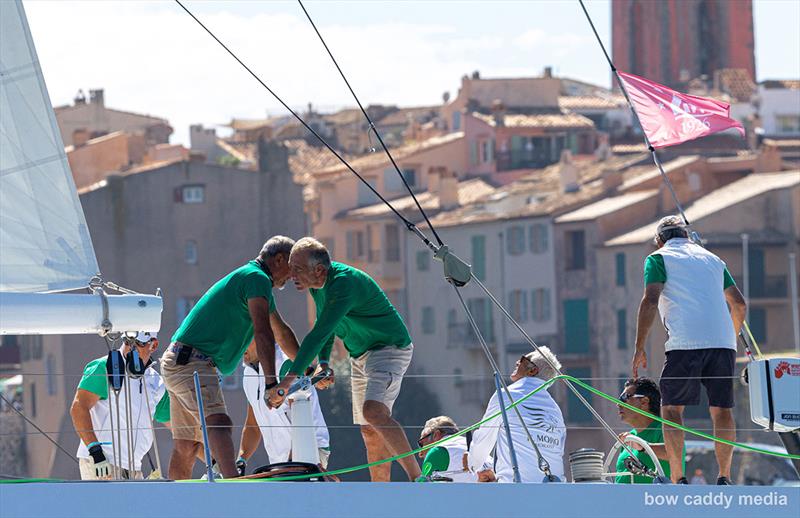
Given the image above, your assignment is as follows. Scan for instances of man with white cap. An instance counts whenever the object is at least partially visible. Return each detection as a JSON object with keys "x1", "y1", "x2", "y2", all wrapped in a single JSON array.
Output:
[
  {"x1": 632, "y1": 215, "x2": 746, "y2": 485},
  {"x1": 468, "y1": 346, "x2": 565, "y2": 483},
  {"x1": 70, "y1": 332, "x2": 170, "y2": 479},
  {"x1": 236, "y1": 340, "x2": 330, "y2": 474}
]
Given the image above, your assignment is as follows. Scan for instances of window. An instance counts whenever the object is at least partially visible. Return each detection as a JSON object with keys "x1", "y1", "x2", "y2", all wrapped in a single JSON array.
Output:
[
  {"x1": 507, "y1": 226, "x2": 525, "y2": 255},
  {"x1": 565, "y1": 230, "x2": 586, "y2": 270},
  {"x1": 385, "y1": 224, "x2": 400, "y2": 262},
  {"x1": 564, "y1": 298, "x2": 590, "y2": 353},
  {"x1": 178, "y1": 185, "x2": 205, "y2": 204},
  {"x1": 749, "y1": 307, "x2": 767, "y2": 343},
  {"x1": 529, "y1": 224, "x2": 548, "y2": 254},
  {"x1": 469, "y1": 140, "x2": 479, "y2": 165},
  {"x1": 471, "y1": 235, "x2": 486, "y2": 281},
  {"x1": 615, "y1": 252, "x2": 625, "y2": 286},
  {"x1": 509, "y1": 290, "x2": 528, "y2": 322},
  {"x1": 416, "y1": 251, "x2": 430, "y2": 271},
  {"x1": 185, "y1": 240, "x2": 198, "y2": 265},
  {"x1": 29, "y1": 382, "x2": 36, "y2": 418},
  {"x1": 452, "y1": 111, "x2": 461, "y2": 131},
  {"x1": 531, "y1": 288, "x2": 551, "y2": 322},
  {"x1": 21, "y1": 336, "x2": 43, "y2": 362},
  {"x1": 776, "y1": 115, "x2": 800, "y2": 134},
  {"x1": 467, "y1": 298, "x2": 494, "y2": 342},
  {"x1": 480, "y1": 140, "x2": 494, "y2": 163},
  {"x1": 421, "y1": 306, "x2": 435, "y2": 334},
  {"x1": 384, "y1": 167, "x2": 417, "y2": 192},
  {"x1": 617, "y1": 309, "x2": 627, "y2": 349},
  {"x1": 177, "y1": 297, "x2": 199, "y2": 323},
  {"x1": 566, "y1": 367, "x2": 593, "y2": 423},
  {"x1": 346, "y1": 231, "x2": 366, "y2": 260},
  {"x1": 45, "y1": 354, "x2": 56, "y2": 396},
  {"x1": 357, "y1": 177, "x2": 378, "y2": 206}
]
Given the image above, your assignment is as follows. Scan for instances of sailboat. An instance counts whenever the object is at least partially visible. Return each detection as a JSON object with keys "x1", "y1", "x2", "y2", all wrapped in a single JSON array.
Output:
[
  {"x1": 0, "y1": 0, "x2": 161, "y2": 336},
  {"x1": 1, "y1": 1, "x2": 798, "y2": 516}
]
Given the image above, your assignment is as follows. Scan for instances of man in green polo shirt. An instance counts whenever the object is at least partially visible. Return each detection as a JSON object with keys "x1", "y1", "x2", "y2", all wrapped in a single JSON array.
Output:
[
  {"x1": 268, "y1": 237, "x2": 420, "y2": 481},
  {"x1": 161, "y1": 236, "x2": 301, "y2": 479},
  {"x1": 615, "y1": 377, "x2": 683, "y2": 483}
]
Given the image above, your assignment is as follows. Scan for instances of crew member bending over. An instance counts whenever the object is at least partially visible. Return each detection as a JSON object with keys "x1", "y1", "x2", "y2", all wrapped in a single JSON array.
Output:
[{"x1": 268, "y1": 237, "x2": 420, "y2": 481}]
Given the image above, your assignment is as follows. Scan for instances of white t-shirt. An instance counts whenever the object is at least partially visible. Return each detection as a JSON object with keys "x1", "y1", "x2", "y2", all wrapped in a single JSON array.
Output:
[
  {"x1": 76, "y1": 363, "x2": 165, "y2": 471},
  {"x1": 241, "y1": 346, "x2": 329, "y2": 463},
  {"x1": 468, "y1": 376, "x2": 565, "y2": 483}
]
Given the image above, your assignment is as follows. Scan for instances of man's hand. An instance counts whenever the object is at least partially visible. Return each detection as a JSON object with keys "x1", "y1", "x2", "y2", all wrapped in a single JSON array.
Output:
[
  {"x1": 88, "y1": 444, "x2": 112, "y2": 479},
  {"x1": 267, "y1": 377, "x2": 292, "y2": 409},
  {"x1": 314, "y1": 364, "x2": 335, "y2": 390},
  {"x1": 631, "y1": 348, "x2": 647, "y2": 377}
]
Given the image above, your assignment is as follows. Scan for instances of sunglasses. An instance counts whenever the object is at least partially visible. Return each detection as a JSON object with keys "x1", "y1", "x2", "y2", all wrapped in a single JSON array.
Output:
[
  {"x1": 135, "y1": 338, "x2": 159, "y2": 348},
  {"x1": 618, "y1": 392, "x2": 646, "y2": 403},
  {"x1": 417, "y1": 431, "x2": 434, "y2": 448}
]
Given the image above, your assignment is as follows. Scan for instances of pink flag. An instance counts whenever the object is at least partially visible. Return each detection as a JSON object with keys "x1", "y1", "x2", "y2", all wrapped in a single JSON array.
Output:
[{"x1": 618, "y1": 71, "x2": 745, "y2": 148}]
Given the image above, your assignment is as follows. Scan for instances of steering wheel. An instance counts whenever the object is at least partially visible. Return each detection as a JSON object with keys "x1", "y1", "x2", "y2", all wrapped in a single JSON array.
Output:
[{"x1": 603, "y1": 433, "x2": 668, "y2": 483}]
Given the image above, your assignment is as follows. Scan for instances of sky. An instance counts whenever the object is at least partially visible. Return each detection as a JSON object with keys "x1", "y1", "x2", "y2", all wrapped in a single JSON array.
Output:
[{"x1": 22, "y1": 0, "x2": 800, "y2": 146}]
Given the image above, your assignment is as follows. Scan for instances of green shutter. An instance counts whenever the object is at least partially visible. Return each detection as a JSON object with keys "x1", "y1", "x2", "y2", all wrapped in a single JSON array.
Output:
[
  {"x1": 564, "y1": 299, "x2": 590, "y2": 353},
  {"x1": 615, "y1": 252, "x2": 626, "y2": 286},
  {"x1": 471, "y1": 235, "x2": 486, "y2": 280},
  {"x1": 617, "y1": 309, "x2": 627, "y2": 349},
  {"x1": 566, "y1": 367, "x2": 593, "y2": 423}
]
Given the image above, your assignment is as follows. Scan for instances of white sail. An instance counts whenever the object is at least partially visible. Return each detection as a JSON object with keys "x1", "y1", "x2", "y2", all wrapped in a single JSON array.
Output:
[{"x1": 0, "y1": 0, "x2": 99, "y2": 293}]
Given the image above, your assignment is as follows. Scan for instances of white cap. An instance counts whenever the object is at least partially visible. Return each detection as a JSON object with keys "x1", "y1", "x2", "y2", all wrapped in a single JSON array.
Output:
[{"x1": 135, "y1": 331, "x2": 157, "y2": 343}]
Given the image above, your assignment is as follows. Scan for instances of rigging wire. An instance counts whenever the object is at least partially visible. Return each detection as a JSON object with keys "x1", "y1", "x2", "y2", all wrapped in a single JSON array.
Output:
[
  {"x1": 0, "y1": 393, "x2": 78, "y2": 465},
  {"x1": 172, "y1": 0, "x2": 439, "y2": 253},
  {"x1": 296, "y1": 0, "x2": 444, "y2": 247}
]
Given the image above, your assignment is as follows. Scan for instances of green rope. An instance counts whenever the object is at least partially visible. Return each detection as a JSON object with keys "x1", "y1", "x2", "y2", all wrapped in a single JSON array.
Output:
[{"x1": 213, "y1": 374, "x2": 798, "y2": 482}]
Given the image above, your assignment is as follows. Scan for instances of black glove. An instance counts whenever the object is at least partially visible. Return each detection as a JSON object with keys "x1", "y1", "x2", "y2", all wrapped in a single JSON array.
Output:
[{"x1": 236, "y1": 457, "x2": 247, "y2": 477}]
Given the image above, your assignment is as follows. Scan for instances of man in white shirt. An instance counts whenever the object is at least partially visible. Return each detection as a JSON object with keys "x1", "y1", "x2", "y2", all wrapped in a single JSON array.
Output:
[
  {"x1": 632, "y1": 216, "x2": 746, "y2": 485},
  {"x1": 237, "y1": 341, "x2": 330, "y2": 474},
  {"x1": 468, "y1": 346, "x2": 565, "y2": 483},
  {"x1": 70, "y1": 332, "x2": 169, "y2": 479}
]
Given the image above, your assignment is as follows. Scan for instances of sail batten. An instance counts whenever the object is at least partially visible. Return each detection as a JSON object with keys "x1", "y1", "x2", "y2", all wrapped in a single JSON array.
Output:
[{"x1": 0, "y1": 0, "x2": 99, "y2": 293}]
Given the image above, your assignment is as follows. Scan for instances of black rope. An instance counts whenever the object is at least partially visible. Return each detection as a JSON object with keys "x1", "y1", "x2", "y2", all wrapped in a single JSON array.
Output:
[
  {"x1": 173, "y1": 0, "x2": 438, "y2": 252},
  {"x1": 297, "y1": 0, "x2": 445, "y2": 247},
  {"x1": 0, "y1": 393, "x2": 78, "y2": 465}
]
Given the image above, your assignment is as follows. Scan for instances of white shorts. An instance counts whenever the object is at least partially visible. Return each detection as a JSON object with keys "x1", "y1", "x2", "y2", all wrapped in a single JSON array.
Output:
[{"x1": 350, "y1": 344, "x2": 413, "y2": 425}]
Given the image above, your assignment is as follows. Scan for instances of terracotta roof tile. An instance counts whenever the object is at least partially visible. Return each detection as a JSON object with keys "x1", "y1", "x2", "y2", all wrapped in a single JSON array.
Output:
[{"x1": 473, "y1": 112, "x2": 595, "y2": 129}]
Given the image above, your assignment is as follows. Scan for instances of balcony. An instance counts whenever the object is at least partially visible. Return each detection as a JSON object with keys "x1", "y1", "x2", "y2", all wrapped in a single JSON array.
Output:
[{"x1": 734, "y1": 275, "x2": 790, "y2": 299}]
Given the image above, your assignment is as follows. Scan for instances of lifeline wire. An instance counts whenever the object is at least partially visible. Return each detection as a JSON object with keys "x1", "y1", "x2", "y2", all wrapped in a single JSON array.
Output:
[
  {"x1": 297, "y1": 0, "x2": 444, "y2": 248},
  {"x1": 0, "y1": 393, "x2": 78, "y2": 465},
  {"x1": 173, "y1": 0, "x2": 439, "y2": 253}
]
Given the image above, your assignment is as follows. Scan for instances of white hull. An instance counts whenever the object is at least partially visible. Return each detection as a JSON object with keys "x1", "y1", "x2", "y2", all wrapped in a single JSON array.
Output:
[{"x1": 0, "y1": 291, "x2": 162, "y2": 335}]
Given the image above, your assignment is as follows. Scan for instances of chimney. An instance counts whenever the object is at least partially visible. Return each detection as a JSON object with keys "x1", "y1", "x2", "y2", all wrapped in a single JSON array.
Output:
[
  {"x1": 73, "y1": 89, "x2": 86, "y2": 105},
  {"x1": 427, "y1": 166, "x2": 442, "y2": 194},
  {"x1": 491, "y1": 99, "x2": 505, "y2": 127},
  {"x1": 437, "y1": 167, "x2": 459, "y2": 210},
  {"x1": 601, "y1": 167, "x2": 623, "y2": 192},
  {"x1": 471, "y1": 70, "x2": 480, "y2": 80},
  {"x1": 558, "y1": 150, "x2": 579, "y2": 193},
  {"x1": 89, "y1": 89, "x2": 104, "y2": 107},
  {"x1": 543, "y1": 66, "x2": 553, "y2": 78},
  {"x1": 72, "y1": 128, "x2": 90, "y2": 148}
]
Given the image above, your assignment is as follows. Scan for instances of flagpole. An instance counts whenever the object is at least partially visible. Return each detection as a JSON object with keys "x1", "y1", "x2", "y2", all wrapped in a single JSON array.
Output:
[{"x1": 577, "y1": 0, "x2": 694, "y2": 232}]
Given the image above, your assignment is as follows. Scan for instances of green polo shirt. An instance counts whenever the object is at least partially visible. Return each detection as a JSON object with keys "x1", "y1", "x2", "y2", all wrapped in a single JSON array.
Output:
[
  {"x1": 615, "y1": 420, "x2": 682, "y2": 484},
  {"x1": 644, "y1": 254, "x2": 736, "y2": 288},
  {"x1": 291, "y1": 261, "x2": 411, "y2": 375},
  {"x1": 78, "y1": 356, "x2": 171, "y2": 423},
  {"x1": 172, "y1": 261, "x2": 276, "y2": 375}
]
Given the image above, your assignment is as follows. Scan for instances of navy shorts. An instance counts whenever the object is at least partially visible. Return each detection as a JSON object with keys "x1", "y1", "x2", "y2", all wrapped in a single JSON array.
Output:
[{"x1": 659, "y1": 348, "x2": 736, "y2": 408}]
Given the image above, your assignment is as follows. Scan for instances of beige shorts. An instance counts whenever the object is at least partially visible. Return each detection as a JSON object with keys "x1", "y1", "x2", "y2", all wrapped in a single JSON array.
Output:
[
  {"x1": 161, "y1": 345, "x2": 227, "y2": 442},
  {"x1": 350, "y1": 344, "x2": 413, "y2": 425}
]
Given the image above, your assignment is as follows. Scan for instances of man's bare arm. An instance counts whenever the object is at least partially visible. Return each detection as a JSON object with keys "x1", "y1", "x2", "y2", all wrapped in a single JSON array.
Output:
[
  {"x1": 238, "y1": 404, "x2": 262, "y2": 461},
  {"x1": 70, "y1": 389, "x2": 101, "y2": 446},
  {"x1": 270, "y1": 310, "x2": 300, "y2": 360},
  {"x1": 724, "y1": 285, "x2": 747, "y2": 335},
  {"x1": 632, "y1": 283, "x2": 663, "y2": 376},
  {"x1": 248, "y1": 297, "x2": 277, "y2": 384}
]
